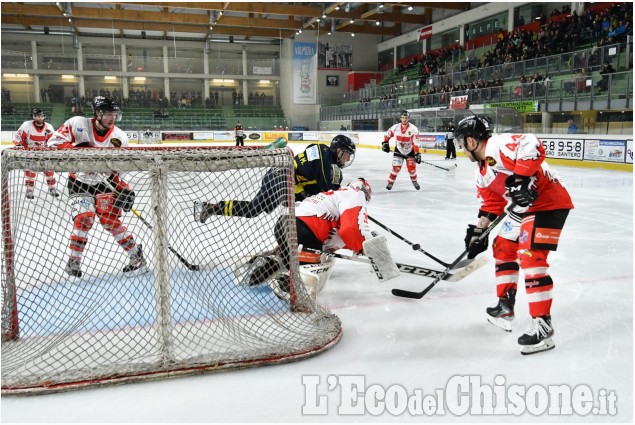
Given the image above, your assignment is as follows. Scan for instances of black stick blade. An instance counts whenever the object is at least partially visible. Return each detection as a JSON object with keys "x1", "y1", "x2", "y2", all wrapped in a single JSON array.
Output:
[{"x1": 391, "y1": 288, "x2": 425, "y2": 299}]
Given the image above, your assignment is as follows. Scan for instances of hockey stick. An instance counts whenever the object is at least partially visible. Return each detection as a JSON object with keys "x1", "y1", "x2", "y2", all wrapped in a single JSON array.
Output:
[
  {"x1": 368, "y1": 215, "x2": 474, "y2": 269},
  {"x1": 98, "y1": 175, "x2": 201, "y2": 271},
  {"x1": 393, "y1": 151, "x2": 456, "y2": 171},
  {"x1": 128, "y1": 208, "x2": 200, "y2": 271},
  {"x1": 303, "y1": 248, "x2": 486, "y2": 282},
  {"x1": 264, "y1": 137, "x2": 287, "y2": 150},
  {"x1": 392, "y1": 205, "x2": 513, "y2": 299}
]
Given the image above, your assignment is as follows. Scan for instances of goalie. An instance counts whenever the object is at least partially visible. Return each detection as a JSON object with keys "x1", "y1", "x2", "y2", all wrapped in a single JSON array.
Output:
[{"x1": 247, "y1": 178, "x2": 398, "y2": 300}]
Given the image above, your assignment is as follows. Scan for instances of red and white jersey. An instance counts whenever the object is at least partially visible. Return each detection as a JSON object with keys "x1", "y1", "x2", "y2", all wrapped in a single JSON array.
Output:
[
  {"x1": 384, "y1": 122, "x2": 419, "y2": 155},
  {"x1": 296, "y1": 186, "x2": 372, "y2": 254},
  {"x1": 13, "y1": 120, "x2": 55, "y2": 148},
  {"x1": 48, "y1": 116, "x2": 129, "y2": 186},
  {"x1": 475, "y1": 133, "x2": 574, "y2": 216}
]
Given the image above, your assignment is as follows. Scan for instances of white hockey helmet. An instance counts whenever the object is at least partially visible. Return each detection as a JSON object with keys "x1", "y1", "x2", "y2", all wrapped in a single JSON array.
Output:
[{"x1": 348, "y1": 178, "x2": 372, "y2": 202}]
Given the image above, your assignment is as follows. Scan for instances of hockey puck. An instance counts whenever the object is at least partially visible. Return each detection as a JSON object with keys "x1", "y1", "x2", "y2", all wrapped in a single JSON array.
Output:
[{"x1": 412, "y1": 244, "x2": 421, "y2": 250}]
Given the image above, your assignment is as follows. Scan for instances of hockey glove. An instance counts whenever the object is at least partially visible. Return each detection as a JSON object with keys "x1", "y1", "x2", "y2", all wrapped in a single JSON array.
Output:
[
  {"x1": 464, "y1": 224, "x2": 488, "y2": 259},
  {"x1": 381, "y1": 142, "x2": 390, "y2": 153},
  {"x1": 414, "y1": 152, "x2": 422, "y2": 164},
  {"x1": 114, "y1": 188, "x2": 135, "y2": 212},
  {"x1": 505, "y1": 175, "x2": 538, "y2": 207}
]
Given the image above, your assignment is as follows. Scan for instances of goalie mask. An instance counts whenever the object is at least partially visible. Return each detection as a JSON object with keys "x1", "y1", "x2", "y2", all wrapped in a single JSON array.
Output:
[
  {"x1": 348, "y1": 178, "x2": 372, "y2": 202},
  {"x1": 330, "y1": 134, "x2": 356, "y2": 168}
]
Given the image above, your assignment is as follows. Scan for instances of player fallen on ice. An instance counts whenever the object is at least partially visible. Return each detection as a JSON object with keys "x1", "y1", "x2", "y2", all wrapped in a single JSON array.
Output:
[
  {"x1": 194, "y1": 134, "x2": 356, "y2": 221},
  {"x1": 455, "y1": 115, "x2": 574, "y2": 355},
  {"x1": 246, "y1": 178, "x2": 396, "y2": 301},
  {"x1": 382, "y1": 110, "x2": 422, "y2": 190},
  {"x1": 13, "y1": 108, "x2": 59, "y2": 199},
  {"x1": 48, "y1": 96, "x2": 146, "y2": 278}
]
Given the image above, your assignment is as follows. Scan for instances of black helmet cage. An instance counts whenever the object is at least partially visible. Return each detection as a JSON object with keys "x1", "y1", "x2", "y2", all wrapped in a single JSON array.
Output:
[{"x1": 330, "y1": 134, "x2": 356, "y2": 168}]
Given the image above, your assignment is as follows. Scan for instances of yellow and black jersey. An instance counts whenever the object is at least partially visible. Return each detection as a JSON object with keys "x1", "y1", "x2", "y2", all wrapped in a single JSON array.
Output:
[{"x1": 293, "y1": 143, "x2": 342, "y2": 201}]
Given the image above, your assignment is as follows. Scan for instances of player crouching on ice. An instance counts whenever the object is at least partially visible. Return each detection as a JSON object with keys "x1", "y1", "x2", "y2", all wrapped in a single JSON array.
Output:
[
  {"x1": 48, "y1": 96, "x2": 147, "y2": 278},
  {"x1": 455, "y1": 115, "x2": 574, "y2": 355},
  {"x1": 246, "y1": 178, "x2": 398, "y2": 301}
]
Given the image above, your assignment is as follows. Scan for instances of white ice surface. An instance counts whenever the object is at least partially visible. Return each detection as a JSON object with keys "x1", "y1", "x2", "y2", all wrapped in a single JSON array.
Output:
[{"x1": 1, "y1": 145, "x2": 632, "y2": 423}]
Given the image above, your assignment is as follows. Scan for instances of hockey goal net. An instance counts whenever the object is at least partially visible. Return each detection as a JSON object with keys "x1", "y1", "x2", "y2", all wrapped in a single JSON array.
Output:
[{"x1": 1, "y1": 146, "x2": 342, "y2": 395}]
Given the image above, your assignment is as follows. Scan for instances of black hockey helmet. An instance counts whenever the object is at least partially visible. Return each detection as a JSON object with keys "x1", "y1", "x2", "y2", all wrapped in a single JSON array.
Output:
[
  {"x1": 454, "y1": 115, "x2": 492, "y2": 148},
  {"x1": 400, "y1": 110, "x2": 410, "y2": 118},
  {"x1": 32, "y1": 108, "x2": 45, "y2": 119},
  {"x1": 348, "y1": 177, "x2": 372, "y2": 202},
  {"x1": 330, "y1": 134, "x2": 356, "y2": 168},
  {"x1": 92, "y1": 96, "x2": 121, "y2": 120}
]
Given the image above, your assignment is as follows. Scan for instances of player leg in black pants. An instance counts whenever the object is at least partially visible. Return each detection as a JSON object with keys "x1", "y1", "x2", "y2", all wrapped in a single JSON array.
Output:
[{"x1": 196, "y1": 168, "x2": 288, "y2": 221}]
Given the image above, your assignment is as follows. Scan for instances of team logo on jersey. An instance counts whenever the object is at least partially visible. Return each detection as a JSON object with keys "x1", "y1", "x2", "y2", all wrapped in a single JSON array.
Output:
[
  {"x1": 519, "y1": 229, "x2": 529, "y2": 244},
  {"x1": 111, "y1": 138, "x2": 122, "y2": 147},
  {"x1": 77, "y1": 127, "x2": 83, "y2": 132},
  {"x1": 486, "y1": 156, "x2": 497, "y2": 166}
]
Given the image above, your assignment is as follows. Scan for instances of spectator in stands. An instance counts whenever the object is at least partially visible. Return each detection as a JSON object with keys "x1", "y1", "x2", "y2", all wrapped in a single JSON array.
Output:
[
  {"x1": 597, "y1": 61, "x2": 616, "y2": 91},
  {"x1": 567, "y1": 119, "x2": 578, "y2": 134},
  {"x1": 340, "y1": 125, "x2": 347, "y2": 131}
]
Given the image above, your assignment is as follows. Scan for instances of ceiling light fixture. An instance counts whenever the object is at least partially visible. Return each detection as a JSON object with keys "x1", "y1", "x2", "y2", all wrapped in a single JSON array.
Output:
[{"x1": 407, "y1": 5, "x2": 413, "y2": 11}]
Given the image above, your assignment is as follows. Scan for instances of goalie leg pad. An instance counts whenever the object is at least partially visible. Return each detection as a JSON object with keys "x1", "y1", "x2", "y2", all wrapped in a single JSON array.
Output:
[
  {"x1": 363, "y1": 235, "x2": 400, "y2": 281},
  {"x1": 300, "y1": 255, "x2": 335, "y2": 296}
]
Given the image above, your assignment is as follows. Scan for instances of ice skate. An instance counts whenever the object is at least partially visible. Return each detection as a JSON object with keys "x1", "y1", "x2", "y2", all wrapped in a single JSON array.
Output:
[
  {"x1": 386, "y1": 182, "x2": 393, "y2": 190},
  {"x1": 194, "y1": 200, "x2": 223, "y2": 223},
  {"x1": 26, "y1": 189, "x2": 34, "y2": 200},
  {"x1": 412, "y1": 181, "x2": 420, "y2": 190},
  {"x1": 269, "y1": 273, "x2": 291, "y2": 302},
  {"x1": 244, "y1": 255, "x2": 283, "y2": 286},
  {"x1": 48, "y1": 187, "x2": 60, "y2": 198},
  {"x1": 65, "y1": 257, "x2": 83, "y2": 278},
  {"x1": 122, "y1": 244, "x2": 148, "y2": 274},
  {"x1": 486, "y1": 288, "x2": 516, "y2": 332},
  {"x1": 519, "y1": 315, "x2": 555, "y2": 355}
]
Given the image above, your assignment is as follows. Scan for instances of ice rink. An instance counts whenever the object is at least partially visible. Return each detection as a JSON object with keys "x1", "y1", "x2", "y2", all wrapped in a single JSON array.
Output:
[{"x1": 1, "y1": 144, "x2": 633, "y2": 423}]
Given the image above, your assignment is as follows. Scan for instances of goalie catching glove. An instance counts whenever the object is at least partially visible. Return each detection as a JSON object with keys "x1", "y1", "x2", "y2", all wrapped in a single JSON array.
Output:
[
  {"x1": 114, "y1": 188, "x2": 135, "y2": 212},
  {"x1": 381, "y1": 142, "x2": 390, "y2": 153},
  {"x1": 464, "y1": 224, "x2": 488, "y2": 259},
  {"x1": 505, "y1": 174, "x2": 537, "y2": 207}
]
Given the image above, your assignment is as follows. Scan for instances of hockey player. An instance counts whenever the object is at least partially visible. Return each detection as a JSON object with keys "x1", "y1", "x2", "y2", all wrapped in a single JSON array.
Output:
[
  {"x1": 382, "y1": 110, "x2": 421, "y2": 190},
  {"x1": 194, "y1": 134, "x2": 356, "y2": 221},
  {"x1": 47, "y1": 96, "x2": 146, "y2": 278},
  {"x1": 234, "y1": 121, "x2": 245, "y2": 146},
  {"x1": 250, "y1": 178, "x2": 377, "y2": 299},
  {"x1": 13, "y1": 108, "x2": 59, "y2": 199},
  {"x1": 455, "y1": 115, "x2": 574, "y2": 355}
]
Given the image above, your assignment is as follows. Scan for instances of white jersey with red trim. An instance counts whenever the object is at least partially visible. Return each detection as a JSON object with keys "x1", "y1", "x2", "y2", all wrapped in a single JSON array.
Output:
[
  {"x1": 384, "y1": 122, "x2": 419, "y2": 156},
  {"x1": 475, "y1": 133, "x2": 574, "y2": 216},
  {"x1": 296, "y1": 186, "x2": 372, "y2": 254},
  {"x1": 13, "y1": 120, "x2": 55, "y2": 148},
  {"x1": 48, "y1": 116, "x2": 129, "y2": 186}
]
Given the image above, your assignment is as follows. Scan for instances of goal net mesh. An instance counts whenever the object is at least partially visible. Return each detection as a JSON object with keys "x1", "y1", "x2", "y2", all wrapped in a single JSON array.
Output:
[{"x1": 1, "y1": 146, "x2": 342, "y2": 395}]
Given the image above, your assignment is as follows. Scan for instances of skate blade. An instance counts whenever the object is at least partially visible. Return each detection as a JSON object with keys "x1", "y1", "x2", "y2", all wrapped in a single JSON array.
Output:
[
  {"x1": 193, "y1": 201, "x2": 202, "y2": 222},
  {"x1": 268, "y1": 279, "x2": 291, "y2": 303},
  {"x1": 486, "y1": 315, "x2": 513, "y2": 332},
  {"x1": 123, "y1": 265, "x2": 149, "y2": 277},
  {"x1": 520, "y1": 337, "x2": 555, "y2": 355}
]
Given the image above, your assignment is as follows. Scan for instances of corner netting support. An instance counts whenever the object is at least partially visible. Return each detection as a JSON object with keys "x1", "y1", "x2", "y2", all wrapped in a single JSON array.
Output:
[{"x1": 1, "y1": 146, "x2": 342, "y2": 395}]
